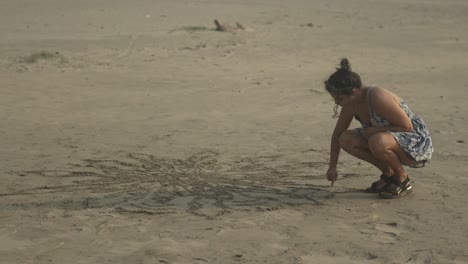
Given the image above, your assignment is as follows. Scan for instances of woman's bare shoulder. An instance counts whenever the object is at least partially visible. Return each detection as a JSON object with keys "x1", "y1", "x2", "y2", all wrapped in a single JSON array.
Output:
[
  {"x1": 369, "y1": 87, "x2": 402, "y2": 115},
  {"x1": 370, "y1": 86, "x2": 400, "y2": 102}
]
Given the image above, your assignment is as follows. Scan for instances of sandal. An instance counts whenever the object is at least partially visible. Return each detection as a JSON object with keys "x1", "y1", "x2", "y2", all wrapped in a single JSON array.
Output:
[
  {"x1": 379, "y1": 176, "x2": 412, "y2": 199},
  {"x1": 366, "y1": 174, "x2": 392, "y2": 193}
]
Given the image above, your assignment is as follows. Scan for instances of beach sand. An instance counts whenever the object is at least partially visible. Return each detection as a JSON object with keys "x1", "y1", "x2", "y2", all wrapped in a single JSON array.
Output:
[{"x1": 1, "y1": 0, "x2": 467, "y2": 263}]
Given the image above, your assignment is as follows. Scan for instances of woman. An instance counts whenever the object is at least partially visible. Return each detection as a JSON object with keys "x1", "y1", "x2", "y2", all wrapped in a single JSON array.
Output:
[{"x1": 324, "y1": 58, "x2": 433, "y2": 199}]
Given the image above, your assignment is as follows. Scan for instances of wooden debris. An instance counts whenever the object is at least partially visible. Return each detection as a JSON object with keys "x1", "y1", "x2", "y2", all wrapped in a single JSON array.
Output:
[{"x1": 214, "y1": 19, "x2": 246, "y2": 32}]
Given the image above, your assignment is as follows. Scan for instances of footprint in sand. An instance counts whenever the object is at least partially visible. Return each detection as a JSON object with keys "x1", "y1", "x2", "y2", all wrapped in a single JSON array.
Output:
[
  {"x1": 374, "y1": 222, "x2": 400, "y2": 244},
  {"x1": 296, "y1": 255, "x2": 369, "y2": 264}
]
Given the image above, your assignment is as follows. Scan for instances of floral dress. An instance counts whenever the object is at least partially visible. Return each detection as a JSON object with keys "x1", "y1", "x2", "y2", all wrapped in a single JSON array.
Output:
[{"x1": 357, "y1": 87, "x2": 433, "y2": 167}]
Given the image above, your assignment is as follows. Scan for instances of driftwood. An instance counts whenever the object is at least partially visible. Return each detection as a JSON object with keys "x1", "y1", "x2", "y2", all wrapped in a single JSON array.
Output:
[{"x1": 214, "y1": 19, "x2": 245, "y2": 32}]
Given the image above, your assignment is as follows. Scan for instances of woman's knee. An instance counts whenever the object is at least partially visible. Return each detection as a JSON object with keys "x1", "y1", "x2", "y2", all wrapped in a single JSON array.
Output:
[
  {"x1": 339, "y1": 130, "x2": 361, "y2": 149},
  {"x1": 368, "y1": 133, "x2": 392, "y2": 155}
]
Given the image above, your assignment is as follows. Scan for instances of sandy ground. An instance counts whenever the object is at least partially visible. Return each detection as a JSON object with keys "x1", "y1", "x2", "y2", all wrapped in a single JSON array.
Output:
[{"x1": 1, "y1": 0, "x2": 468, "y2": 263}]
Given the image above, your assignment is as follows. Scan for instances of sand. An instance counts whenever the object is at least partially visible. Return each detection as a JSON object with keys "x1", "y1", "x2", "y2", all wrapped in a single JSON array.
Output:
[{"x1": 1, "y1": 0, "x2": 468, "y2": 263}]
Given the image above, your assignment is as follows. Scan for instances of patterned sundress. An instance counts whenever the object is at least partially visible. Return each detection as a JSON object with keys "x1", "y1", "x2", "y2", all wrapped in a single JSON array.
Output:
[{"x1": 356, "y1": 86, "x2": 433, "y2": 167}]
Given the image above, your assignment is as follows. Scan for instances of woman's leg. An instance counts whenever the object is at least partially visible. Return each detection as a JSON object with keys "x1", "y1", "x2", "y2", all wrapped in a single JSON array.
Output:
[
  {"x1": 367, "y1": 132, "x2": 418, "y2": 182},
  {"x1": 339, "y1": 130, "x2": 393, "y2": 176}
]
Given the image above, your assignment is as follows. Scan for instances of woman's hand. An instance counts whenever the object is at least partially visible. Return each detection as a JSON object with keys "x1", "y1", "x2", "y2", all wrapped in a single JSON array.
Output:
[{"x1": 326, "y1": 167, "x2": 338, "y2": 183}]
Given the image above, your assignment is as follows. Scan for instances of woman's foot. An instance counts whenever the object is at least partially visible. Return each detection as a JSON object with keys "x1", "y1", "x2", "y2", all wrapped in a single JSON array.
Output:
[
  {"x1": 379, "y1": 175, "x2": 412, "y2": 199},
  {"x1": 366, "y1": 174, "x2": 393, "y2": 193}
]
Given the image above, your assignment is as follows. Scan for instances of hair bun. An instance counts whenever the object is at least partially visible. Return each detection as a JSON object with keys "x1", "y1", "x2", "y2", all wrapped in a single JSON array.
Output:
[{"x1": 340, "y1": 58, "x2": 351, "y2": 71}]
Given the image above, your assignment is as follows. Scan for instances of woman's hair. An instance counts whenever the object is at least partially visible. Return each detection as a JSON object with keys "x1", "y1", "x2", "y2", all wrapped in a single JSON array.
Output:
[
  {"x1": 324, "y1": 58, "x2": 362, "y2": 118},
  {"x1": 324, "y1": 58, "x2": 362, "y2": 96}
]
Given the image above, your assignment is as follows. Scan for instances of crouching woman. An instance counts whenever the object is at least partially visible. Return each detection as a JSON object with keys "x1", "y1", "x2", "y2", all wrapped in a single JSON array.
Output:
[{"x1": 324, "y1": 58, "x2": 433, "y2": 199}]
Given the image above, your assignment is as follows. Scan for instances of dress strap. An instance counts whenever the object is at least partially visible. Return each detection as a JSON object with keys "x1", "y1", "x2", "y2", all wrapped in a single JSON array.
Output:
[{"x1": 366, "y1": 86, "x2": 376, "y2": 126}]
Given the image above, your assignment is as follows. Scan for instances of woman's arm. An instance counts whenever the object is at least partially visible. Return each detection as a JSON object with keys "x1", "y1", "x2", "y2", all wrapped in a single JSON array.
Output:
[
  {"x1": 362, "y1": 125, "x2": 413, "y2": 139},
  {"x1": 328, "y1": 106, "x2": 354, "y2": 169},
  {"x1": 369, "y1": 88, "x2": 413, "y2": 133}
]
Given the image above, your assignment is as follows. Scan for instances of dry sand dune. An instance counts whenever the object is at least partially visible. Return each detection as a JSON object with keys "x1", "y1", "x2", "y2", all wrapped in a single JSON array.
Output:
[{"x1": 1, "y1": 0, "x2": 468, "y2": 263}]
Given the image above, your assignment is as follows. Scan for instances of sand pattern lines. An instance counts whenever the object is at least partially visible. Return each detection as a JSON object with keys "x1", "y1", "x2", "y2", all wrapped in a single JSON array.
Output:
[{"x1": 4, "y1": 150, "x2": 332, "y2": 218}]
